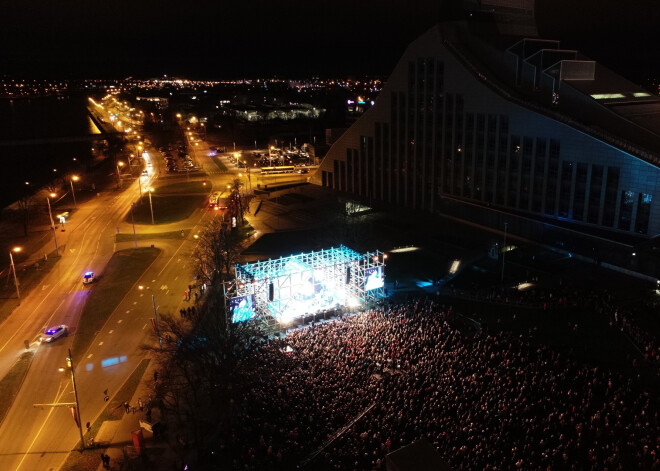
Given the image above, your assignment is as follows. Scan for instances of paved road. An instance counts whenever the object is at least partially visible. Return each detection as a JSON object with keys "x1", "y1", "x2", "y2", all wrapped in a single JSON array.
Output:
[{"x1": 0, "y1": 127, "x2": 223, "y2": 470}]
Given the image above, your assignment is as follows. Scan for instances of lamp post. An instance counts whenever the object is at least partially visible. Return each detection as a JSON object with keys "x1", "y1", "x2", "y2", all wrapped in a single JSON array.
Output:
[
  {"x1": 62, "y1": 349, "x2": 85, "y2": 453},
  {"x1": 9, "y1": 247, "x2": 21, "y2": 301},
  {"x1": 116, "y1": 161, "x2": 124, "y2": 189},
  {"x1": 70, "y1": 175, "x2": 79, "y2": 209},
  {"x1": 147, "y1": 188, "x2": 155, "y2": 224},
  {"x1": 46, "y1": 194, "x2": 60, "y2": 256},
  {"x1": 130, "y1": 203, "x2": 138, "y2": 248}
]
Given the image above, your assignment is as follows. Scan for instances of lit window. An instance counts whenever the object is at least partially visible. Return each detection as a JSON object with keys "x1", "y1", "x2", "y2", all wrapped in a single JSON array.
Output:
[{"x1": 590, "y1": 93, "x2": 625, "y2": 100}]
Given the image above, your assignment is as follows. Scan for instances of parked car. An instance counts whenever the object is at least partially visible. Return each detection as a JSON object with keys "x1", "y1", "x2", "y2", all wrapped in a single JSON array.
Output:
[{"x1": 40, "y1": 325, "x2": 68, "y2": 343}]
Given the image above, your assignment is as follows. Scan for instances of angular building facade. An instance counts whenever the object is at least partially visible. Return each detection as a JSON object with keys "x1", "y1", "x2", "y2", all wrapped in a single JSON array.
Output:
[{"x1": 311, "y1": 22, "x2": 660, "y2": 241}]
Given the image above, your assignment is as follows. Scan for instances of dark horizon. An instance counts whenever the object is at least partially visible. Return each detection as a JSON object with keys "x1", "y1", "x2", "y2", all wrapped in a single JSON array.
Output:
[{"x1": 1, "y1": 1, "x2": 659, "y2": 84}]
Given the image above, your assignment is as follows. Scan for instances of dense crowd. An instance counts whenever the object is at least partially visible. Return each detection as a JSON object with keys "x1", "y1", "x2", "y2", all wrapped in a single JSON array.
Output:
[
  {"x1": 452, "y1": 280, "x2": 660, "y2": 365},
  {"x1": 221, "y1": 298, "x2": 659, "y2": 470}
]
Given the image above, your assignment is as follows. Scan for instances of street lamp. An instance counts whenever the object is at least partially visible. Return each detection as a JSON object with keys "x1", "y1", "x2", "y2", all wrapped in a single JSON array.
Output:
[
  {"x1": 130, "y1": 203, "x2": 138, "y2": 248},
  {"x1": 9, "y1": 247, "x2": 21, "y2": 301},
  {"x1": 147, "y1": 188, "x2": 155, "y2": 224},
  {"x1": 46, "y1": 194, "x2": 60, "y2": 256},
  {"x1": 70, "y1": 175, "x2": 79, "y2": 209},
  {"x1": 61, "y1": 349, "x2": 85, "y2": 453},
  {"x1": 116, "y1": 161, "x2": 125, "y2": 189}
]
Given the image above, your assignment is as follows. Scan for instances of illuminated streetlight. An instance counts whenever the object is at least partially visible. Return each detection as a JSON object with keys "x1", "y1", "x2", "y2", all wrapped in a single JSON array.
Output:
[
  {"x1": 130, "y1": 203, "x2": 138, "y2": 248},
  {"x1": 147, "y1": 188, "x2": 155, "y2": 225},
  {"x1": 62, "y1": 349, "x2": 85, "y2": 453},
  {"x1": 9, "y1": 247, "x2": 21, "y2": 301},
  {"x1": 70, "y1": 175, "x2": 79, "y2": 209},
  {"x1": 116, "y1": 161, "x2": 125, "y2": 188},
  {"x1": 46, "y1": 195, "x2": 60, "y2": 256}
]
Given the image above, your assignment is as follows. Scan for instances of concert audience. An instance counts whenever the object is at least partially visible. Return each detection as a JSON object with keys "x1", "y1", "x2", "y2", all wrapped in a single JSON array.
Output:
[{"x1": 220, "y1": 298, "x2": 659, "y2": 471}]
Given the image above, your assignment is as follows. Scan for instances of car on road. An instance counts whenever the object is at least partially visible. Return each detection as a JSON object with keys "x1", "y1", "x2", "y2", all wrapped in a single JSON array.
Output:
[
  {"x1": 83, "y1": 271, "x2": 95, "y2": 284},
  {"x1": 40, "y1": 325, "x2": 68, "y2": 343},
  {"x1": 141, "y1": 170, "x2": 149, "y2": 177},
  {"x1": 209, "y1": 191, "x2": 221, "y2": 208}
]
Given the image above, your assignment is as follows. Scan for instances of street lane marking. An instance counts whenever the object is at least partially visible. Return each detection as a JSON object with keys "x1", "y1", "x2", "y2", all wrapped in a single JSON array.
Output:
[
  {"x1": 133, "y1": 301, "x2": 137, "y2": 305},
  {"x1": 126, "y1": 310, "x2": 130, "y2": 314},
  {"x1": 118, "y1": 319, "x2": 123, "y2": 323},
  {"x1": 98, "y1": 341, "x2": 104, "y2": 346},
  {"x1": 15, "y1": 382, "x2": 67, "y2": 471},
  {"x1": 87, "y1": 354, "x2": 93, "y2": 359},
  {"x1": 160, "y1": 285, "x2": 168, "y2": 290},
  {"x1": 143, "y1": 323, "x2": 147, "y2": 329},
  {"x1": 109, "y1": 330, "x2": 114, "y2": 334}
]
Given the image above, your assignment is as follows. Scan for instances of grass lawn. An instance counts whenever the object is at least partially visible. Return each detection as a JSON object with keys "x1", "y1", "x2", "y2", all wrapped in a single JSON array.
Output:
[
  {"x1": 0, "y1": 248, "x2": 60, "y2": 324},
  {"x1": 0, "y1": 352, "x2": 34, "y2": 427},
  {"x1": 71, "y1": 248, "x2": 160, "y2": 360},
  {"x1": 115, "y1": 229, "x2": 190, "y2": 243},
  {"x1": 60, "y1": 358, "x2": 150, "y2": 471},
  {"x1": 153, "y1": 180, "x2": 211, "y2": 195},
  {"x1": 129, "y1": 194, "x2": 206, "y2": 224}
]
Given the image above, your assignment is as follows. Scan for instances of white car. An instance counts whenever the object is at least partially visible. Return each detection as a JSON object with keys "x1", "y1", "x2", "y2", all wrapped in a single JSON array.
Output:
[
  {"x1": 40, "y1": 325, "x2": 68, "y2": 343},
  {"x1": 83, "y1": 271, "x2": 95, "y2": 284}
]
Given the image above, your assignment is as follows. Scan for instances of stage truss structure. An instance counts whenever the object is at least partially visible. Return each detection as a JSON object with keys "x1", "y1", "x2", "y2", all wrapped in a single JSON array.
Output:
[{"x1": 224, "y1": 245, "x2": 386, "y2": 326}]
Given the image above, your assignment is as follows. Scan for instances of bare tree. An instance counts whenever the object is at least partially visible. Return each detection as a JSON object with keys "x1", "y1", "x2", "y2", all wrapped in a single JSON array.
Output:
[
  {"x1": 226, "y1": 178, "x2": 253, "y2": 226},
  {"x1": 16, "y1": 195, "x2": 33, "y2": 237},
  {"x1": 191, "y1": 215, "x2": 243, "y2": 285},
  {"x1": 144, "y1": 305, "x2": 267, "y2": 453}
]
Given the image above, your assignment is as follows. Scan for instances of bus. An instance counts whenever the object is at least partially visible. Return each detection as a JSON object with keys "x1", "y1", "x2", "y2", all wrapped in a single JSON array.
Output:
[{"x1": 260, "y1": 166, "x2": 295, "y2": 175}]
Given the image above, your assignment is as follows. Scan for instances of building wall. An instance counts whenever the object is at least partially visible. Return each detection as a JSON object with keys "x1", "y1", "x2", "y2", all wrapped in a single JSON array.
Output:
[{"x1": 311, "y1": 26, "x2": 660, "y2": 237}]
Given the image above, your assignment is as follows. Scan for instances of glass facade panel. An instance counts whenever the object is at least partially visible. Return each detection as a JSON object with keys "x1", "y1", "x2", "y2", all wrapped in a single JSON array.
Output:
[
  {"x1": 602, "y1": 167, "x2": 620, "y2": 227},
  {"x1": 573, "y1": 163, "x2": 588, "y2": 221},
  {"x1": 587, "y1": 165, "x2": 603, "y2": 224},
  {"x1": 635, "y1": 193, "x2": 652, "y2": 234}
]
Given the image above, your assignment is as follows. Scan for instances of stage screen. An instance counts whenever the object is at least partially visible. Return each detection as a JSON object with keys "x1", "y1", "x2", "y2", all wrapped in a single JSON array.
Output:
[
  {"x1": 364, "y1": 266, "x2": 384, "y2": 290},
  {"x1": 230, "y1": 295, "x2": 256, "y2": 323}
]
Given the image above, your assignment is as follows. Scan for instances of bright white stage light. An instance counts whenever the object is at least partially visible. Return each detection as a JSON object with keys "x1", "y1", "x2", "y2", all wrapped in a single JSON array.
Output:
[
  {"x1": 347, "y1": 296, "x2": 361, "y2": 308},
  {"x1": 389, "y1": 246, "x2": 419, "y2": 253}
]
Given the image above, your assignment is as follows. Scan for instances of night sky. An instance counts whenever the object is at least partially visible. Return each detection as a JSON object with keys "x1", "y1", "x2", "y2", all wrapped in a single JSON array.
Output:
[{"x1": 1, "y1": 0, "x2": 659, "y2": 82}]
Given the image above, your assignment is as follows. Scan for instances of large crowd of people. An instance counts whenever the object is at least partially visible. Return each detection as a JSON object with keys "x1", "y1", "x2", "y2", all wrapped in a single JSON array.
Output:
[{"x1": 220, "y1": 298, "x2": 659, "y2": 470}]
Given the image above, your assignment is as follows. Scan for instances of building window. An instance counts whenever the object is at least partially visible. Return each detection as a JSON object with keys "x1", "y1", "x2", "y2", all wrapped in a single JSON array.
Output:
[
  {"x1": 635, "y1": 193, "x2": 652, "y2": 234},
  {"x1": 587, "y1": 165, "x2": 603, "y2": 224},
  {"x1": 602, "y1": 167, "x2": 620, "y2": 227},
  {"x1": 618, "y1": 190, "x2": 634, "y2": 231},
  {"x1": 558, "y1": 161, "x2": 573, "y2": 218},
  {"x1": 573, "y1": 163, "x2": 588, "y2": 221}
]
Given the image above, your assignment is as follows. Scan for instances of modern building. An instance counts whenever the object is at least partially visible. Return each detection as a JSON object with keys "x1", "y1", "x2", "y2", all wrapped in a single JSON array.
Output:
[{"x1": 311, "y1": 20, "x2": 660, "y2": 251}]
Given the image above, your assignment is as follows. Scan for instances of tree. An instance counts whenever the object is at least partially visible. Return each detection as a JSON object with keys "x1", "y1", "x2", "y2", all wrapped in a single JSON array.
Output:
[
  {"x1": 226, "y1": 178, "x2": 253, "y2": 226},
  {"x1": 16, "y1": 195, "x2": 33, "y2": 237},
  {"x1": 191, "y1": 215, "x2": 242, "y2": 285},
  {"x1": 143, "y1": 300, "x2": 267, "y2": 460}
]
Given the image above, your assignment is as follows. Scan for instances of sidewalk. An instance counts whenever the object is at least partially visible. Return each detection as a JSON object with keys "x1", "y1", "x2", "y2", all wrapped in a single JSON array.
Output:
[{"x1": 94, "y1": 360, "x2": 178, "y2": 471}]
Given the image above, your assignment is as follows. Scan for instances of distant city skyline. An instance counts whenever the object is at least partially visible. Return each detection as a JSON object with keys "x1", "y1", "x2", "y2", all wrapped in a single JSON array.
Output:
[{"x1": 1, "y1": 1, "x2": 659, "y2": 84}]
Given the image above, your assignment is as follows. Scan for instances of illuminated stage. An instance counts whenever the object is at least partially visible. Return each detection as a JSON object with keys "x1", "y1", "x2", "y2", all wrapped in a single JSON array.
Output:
[{"x1": 225, "y1": 245, "x2": 386, "y2": 325}]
